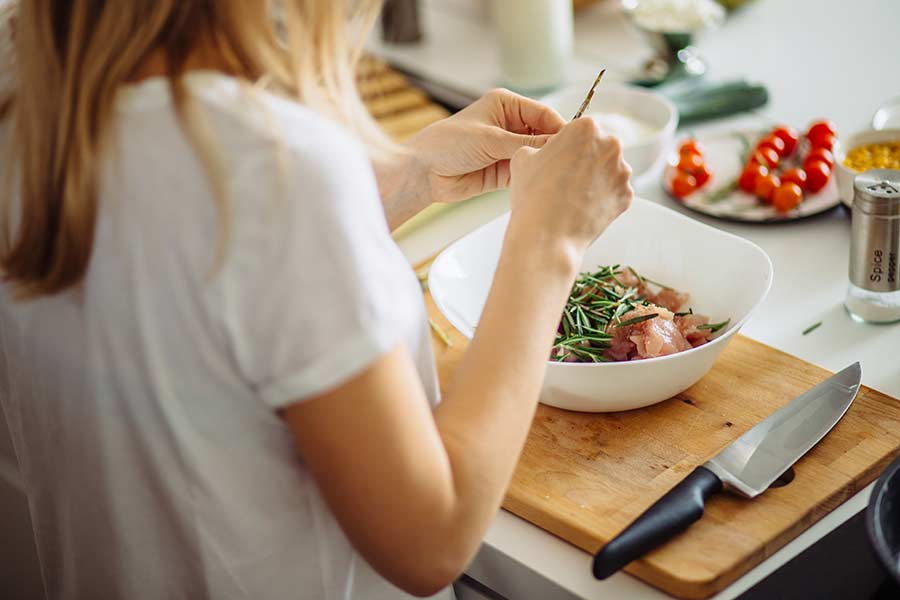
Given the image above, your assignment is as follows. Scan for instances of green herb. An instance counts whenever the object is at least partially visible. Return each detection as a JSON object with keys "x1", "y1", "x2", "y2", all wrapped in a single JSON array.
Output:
[
  {"x1": 616, "y1": 313, "x2": 659, "y2": 327},
  {"x1": 703, "y1": 179, "x2": 739, "y2": 204},
  {"x1": 697, "y1": 319, "x2": 731, "y2": 333},
  {"x1": 552, "y1": 266, "x2": 666, "y2": 361},
  {"x1": 737, "y1": 131, "x2": 755, "y2": 164},
  {"x1": 552, "y1": 266, "x2": 731, "y2": 362},
  {"x1": 802, "y1": 321, "x2": 823, "y2": 336},
  {"x1": 552, "y1": 265, "x2": 646, "y2": 361},
  {"x1": 628, "y1": 266, "x2": 672, "y2": 290},
  {"x1": 675, "y1": 308, "x2": 694, "y2": 317}
]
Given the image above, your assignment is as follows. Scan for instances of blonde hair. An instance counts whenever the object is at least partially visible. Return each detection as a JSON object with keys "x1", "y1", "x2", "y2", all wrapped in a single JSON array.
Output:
[{"x1": 0, "y1": 0, "x2": 387, "y2": 298}]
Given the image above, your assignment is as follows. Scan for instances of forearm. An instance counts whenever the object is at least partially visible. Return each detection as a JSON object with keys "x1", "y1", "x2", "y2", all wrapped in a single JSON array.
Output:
[
  {"x1": 434, "y1": 222, "x2": 581, "y2": 558},
  {"x1": 372, "y1": 148, "x2": 432, "y2": 230}
]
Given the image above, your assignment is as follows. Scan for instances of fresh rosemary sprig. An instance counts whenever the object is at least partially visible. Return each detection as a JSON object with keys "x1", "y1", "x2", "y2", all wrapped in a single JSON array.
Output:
[
  {"x1": 627, "y1": 266, "x2": 672, "y2": 290},
  {"x1": 802, "y1": 321, "x2": 822, "y2": 336},
  {"x1": 697, "y1": 319, "x2": 731, "y2": 333},
  {"x1": 552, "y1": 265, "x2": 653, "y2": 361},
  {"x1": 552, "y1": 265, "x2": 730, "y2": 362},
  {"x1": 615, "y1": 313, "x2": 659, "y2": 327}
]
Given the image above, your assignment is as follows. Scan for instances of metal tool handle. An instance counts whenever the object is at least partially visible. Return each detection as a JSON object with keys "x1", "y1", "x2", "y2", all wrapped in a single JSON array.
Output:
[{"x1": 592, "y1": 466, "x2": 723, "y2": 579}]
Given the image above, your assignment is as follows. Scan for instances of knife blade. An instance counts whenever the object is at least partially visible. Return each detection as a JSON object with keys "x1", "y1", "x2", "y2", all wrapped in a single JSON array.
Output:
[{"x1": 592, "y1": 362, "x2": 862, "y2": 580}]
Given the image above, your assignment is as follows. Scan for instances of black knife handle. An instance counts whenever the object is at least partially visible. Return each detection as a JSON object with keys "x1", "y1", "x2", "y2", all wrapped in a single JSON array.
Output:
[{"x1": 593, "y1": 466, "x2": 723, "y2": 579}]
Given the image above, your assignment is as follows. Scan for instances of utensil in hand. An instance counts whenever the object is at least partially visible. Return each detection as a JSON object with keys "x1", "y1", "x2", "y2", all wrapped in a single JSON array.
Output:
[
  {"x1": 572, "y1": 68, "x2": 606, "y2": 120},
  {"x1": 593, "y1": 362, "x2": 863, "y2": 579}
]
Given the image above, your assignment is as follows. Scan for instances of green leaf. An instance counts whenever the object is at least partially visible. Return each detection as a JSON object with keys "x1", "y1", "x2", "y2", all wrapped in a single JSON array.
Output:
[
  {"x1": 615, "y1": 313, "x2": 659, "y2": 327},
  {"x1": 697, "y1": 319, "x2": 731, "y2": 333},
  {"x1": 802, "y1": 321, "x2": 823, "y2": 336}
]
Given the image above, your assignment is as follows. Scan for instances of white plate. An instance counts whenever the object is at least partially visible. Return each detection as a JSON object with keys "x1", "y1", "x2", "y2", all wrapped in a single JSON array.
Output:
[
  {"x1": 429, "y1": 197, "x2": 773, "y2": 412},
  {"x1": 668, "y1": 130, "x2": 841, "y2": 222}
]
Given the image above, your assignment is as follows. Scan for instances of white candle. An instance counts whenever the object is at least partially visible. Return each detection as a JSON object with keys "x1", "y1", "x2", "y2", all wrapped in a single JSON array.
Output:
[{"x1": 491, "y1": 0, "x2": 574, "y2": 94}]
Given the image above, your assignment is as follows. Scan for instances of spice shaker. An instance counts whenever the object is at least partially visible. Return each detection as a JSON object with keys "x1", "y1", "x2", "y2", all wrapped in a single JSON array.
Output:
[{"x1": 845, "y1": 169, "x2": 900, "y2": 324}]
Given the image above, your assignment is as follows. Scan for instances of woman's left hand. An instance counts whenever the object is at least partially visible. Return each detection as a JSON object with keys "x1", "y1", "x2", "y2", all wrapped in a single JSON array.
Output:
[
  {"x1": 374, "y1": 89, "x2": 566, "y2": 229},
  {"x1": 408, "y1": 88, "x2": 567, "y2": 203}
]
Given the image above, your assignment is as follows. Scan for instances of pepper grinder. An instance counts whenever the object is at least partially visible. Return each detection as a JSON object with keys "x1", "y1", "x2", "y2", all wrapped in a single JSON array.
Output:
[
  {"x1": 381, "y1": 0, "x2": 422, "y2": 44},
  {"x1": 845, "y1": 169, "x2": 900, "y2": 324}
]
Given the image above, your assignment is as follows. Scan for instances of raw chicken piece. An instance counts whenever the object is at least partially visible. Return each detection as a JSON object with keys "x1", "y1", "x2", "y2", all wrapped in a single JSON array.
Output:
[
  {"x1": 675, "y1": 312, "x2": 713, "y2": 347},
  {"x1": 605, "y1": 305, "x2": 692, "y2": 361},
  {"x1": 646, "y1": 287, "x2": 690, "y2": 313},
  {"x1": 605, "y1": 327, "x2": 637, "y2": 361},
  {"x1": 552, "y1": 264, "x2": 727, "y2": 363}
]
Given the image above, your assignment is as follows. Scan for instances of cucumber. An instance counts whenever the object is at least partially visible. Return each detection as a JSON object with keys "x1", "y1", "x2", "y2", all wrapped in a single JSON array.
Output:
[{"x1": 668, "y1": 80, "x2": 769, "y2": 125}]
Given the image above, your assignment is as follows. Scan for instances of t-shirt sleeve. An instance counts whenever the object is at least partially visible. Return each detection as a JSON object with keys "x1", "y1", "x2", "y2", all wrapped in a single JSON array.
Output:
[{"x1": 218, "y1": 123, "x2": 410, "y2": 410}]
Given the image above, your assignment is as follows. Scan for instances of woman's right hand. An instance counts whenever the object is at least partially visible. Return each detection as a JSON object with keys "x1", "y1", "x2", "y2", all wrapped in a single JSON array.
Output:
[{"x1": 508, "y1": 117, "x2": 633, "y2": 256}]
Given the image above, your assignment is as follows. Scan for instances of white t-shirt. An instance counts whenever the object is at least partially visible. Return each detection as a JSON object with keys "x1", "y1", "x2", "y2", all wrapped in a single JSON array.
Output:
[{"x1": 0, "y1": 72, "x2": 448, "y2": 600}]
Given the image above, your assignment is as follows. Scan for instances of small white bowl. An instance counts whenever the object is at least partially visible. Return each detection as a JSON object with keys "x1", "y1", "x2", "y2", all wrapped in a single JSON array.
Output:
[
  {"x1": 834, "y1": 128, "x2": 900, "y2": 207},
  {"x1": 539, "y1": 82, "x2": 678, "y2": 179},
  {"x1": 429, "y1": 196, "x2": 773, "y2": 413},
  {"x1": 873, "y1": 97, "x2": 900, "y2": 130}
]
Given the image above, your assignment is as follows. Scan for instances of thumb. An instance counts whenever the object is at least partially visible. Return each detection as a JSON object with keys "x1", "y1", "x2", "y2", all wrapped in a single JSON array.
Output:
[
  {"x1": 487, "y1": 129, "x2": 552, "y2": 160},
  {"x1": 510, "y1": 145, "x2": 540, "y2": 177}
]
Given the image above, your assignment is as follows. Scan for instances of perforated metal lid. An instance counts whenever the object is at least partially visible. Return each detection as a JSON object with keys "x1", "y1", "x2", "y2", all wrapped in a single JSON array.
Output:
[{"x1": 853, "y1": 169, "x2": 900, "y2": 216}]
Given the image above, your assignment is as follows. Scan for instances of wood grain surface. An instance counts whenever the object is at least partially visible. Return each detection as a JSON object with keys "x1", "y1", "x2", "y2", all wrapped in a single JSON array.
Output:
[
  {"x1": 359, "y1": 56, "x2": 450, "y2": 141},
  {"x1": 421, "y1": 262, "x2": 900, "y2": 599}
]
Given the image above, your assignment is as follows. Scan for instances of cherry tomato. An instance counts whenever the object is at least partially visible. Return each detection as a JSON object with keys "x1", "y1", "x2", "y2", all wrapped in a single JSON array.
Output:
[
  {"x1": 781, "y1": 167, "x2": 808, "y2": 191},
  {"x1": 810, "y1": 132, "x2": 837, "y2": 152},
  {"x1": 671, "y1": 171, "x2": 698, "y2": 199},
  {"x1": 749, "y1": 147, "x2": 780, "y2": 169},
  {"x1": 739, "y1": 163, "x2": 769, "y2": 193},
  {"x1": 805, "y1": 147, "x2": 835, "y2": 169},
  {"x1": 805, "y1": 160, "x2": 831, "y2": 194},
  {"x1": 772, "y1": 126, "x2": 800, "y2": 156},
  {"x1": 679, "y1": 140, "x2": 703, "y2": 157},
  {"x1": 677, "y1": 152, "x2": 705, "y2": 174},
  {"x1": 694, "y1": 164, "x2": 712, "y2": 187},
  {"x1": 754, "y1": 173, "x2": 781, "y2": 203},
  {"x1": 807, "y1": 120, "x2": 837, "y2": 143},
  {"x1": 772, "y1": 182, "x2": 804, "y2": 213},
  {"x1": 758, "y1": 135, "x2": 786, "y2": 157}
]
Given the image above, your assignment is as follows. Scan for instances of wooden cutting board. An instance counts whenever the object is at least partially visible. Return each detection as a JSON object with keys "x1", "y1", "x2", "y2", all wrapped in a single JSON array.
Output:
[{"x1": 421, "y1": 265, "x2": 900, "y2": 599}]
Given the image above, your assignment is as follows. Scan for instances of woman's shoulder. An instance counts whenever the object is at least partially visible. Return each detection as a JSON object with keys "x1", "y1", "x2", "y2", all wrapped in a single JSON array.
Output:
[{"x1": 186, "y1": 73, "x2": 370, "y2": 171}]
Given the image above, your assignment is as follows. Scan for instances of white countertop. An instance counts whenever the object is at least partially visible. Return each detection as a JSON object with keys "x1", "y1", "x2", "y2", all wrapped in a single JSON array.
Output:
[{"x1": 381, "y1": 0, "x2": 900, "y2": 598}]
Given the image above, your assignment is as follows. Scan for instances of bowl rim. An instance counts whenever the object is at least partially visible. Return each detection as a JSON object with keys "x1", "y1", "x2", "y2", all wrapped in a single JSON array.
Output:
[
  {"x1": 538, "y1": 82, "x2": 679, "y2": 143},
  {"x1": 865, "y1": 451, "x2": 900, "y2": 585},
  {"x1": 428, "y1": 196, "x2": 774, "y2": 369},
  {"x1": 834, "y1": 126, "x2": 900, "y2": 153},
  {"x1": 833, "y1": 128, "x2": 900, "y2": 178}
]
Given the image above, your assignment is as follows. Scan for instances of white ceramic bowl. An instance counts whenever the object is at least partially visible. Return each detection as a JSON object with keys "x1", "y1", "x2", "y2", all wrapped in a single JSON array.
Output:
[
  {"x1": 834, "y1": 128, "x2": 900, "y2": 207},
  {"x1": 429, "y1": 197, "x2": 773, "y2": 413},
  {"x1": 539, "y1": 82, "x2": 677, "y2": 179}
]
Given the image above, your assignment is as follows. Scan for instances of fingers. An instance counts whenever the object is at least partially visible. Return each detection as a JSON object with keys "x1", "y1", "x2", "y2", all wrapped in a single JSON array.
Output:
[
  {"x1": 482, "y1": 159, "x2": 512, "y2": 192},
  {"x1": 484, "y1": 129, "x2": 552, "y2": 161},
  {"x1": 510, "y1": 145, "x2": 539, "y2": 179},
  {"x1": 486, "y1": 88, "x2": 566, "y2": 135}
]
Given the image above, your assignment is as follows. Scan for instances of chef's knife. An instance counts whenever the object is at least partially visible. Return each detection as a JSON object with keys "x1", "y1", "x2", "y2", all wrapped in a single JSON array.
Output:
[{"x1": 593, "y1": 362, "x2": 862, "y2": 579}]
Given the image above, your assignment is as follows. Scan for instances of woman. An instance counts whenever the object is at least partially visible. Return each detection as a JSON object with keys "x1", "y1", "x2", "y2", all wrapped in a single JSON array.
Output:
[{"x1": 0, "y1": 2, "x2": 632, "y2": 599}]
